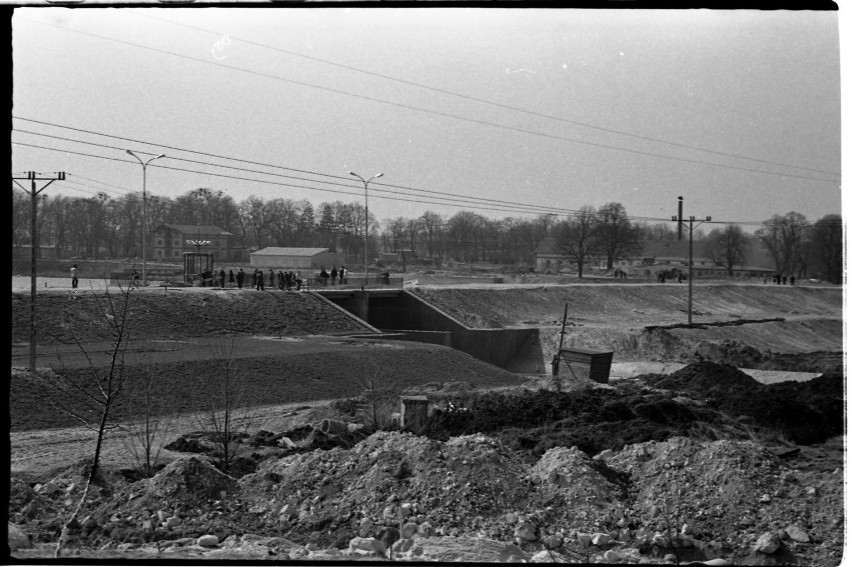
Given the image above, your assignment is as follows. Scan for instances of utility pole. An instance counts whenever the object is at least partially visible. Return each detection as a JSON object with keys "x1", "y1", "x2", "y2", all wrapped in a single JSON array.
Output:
[
  {"x1": 12, "y1": 171, "x2": 66, "y2": 375},
  {"x1": 671, "y1": 196, "x2": 711, "y2": 325}
]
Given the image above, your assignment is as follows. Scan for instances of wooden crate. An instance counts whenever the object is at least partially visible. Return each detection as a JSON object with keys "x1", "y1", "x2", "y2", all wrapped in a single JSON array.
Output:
[{"x1": 555, "y1": 348, "x2": 613, "y2": 384}]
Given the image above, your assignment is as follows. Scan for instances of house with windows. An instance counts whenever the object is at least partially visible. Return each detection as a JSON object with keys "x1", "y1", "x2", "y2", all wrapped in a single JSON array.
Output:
[
  {"x1": 532, "y1": 237, "x2": 566, "y2": 272},
  {"x1": 151, "y1": 224, "x2": 242, "y2": 262}
]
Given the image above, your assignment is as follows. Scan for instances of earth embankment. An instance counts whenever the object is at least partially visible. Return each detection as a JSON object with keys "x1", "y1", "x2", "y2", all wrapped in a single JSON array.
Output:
[
  {"x1": 11, "y1": 288, "x2": 376, "y2": 346},
  {"x1": 411, "y1": 284, "x2": 842, "y2": 372},
  {"x1": 411, "y1": 284, "x2": 841, "y2": 329}
]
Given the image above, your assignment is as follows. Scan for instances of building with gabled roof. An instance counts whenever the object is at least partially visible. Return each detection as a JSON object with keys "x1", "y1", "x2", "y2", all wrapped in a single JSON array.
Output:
[{"x1": 152, "y1": 224, "x2": 242, "y2": 262}]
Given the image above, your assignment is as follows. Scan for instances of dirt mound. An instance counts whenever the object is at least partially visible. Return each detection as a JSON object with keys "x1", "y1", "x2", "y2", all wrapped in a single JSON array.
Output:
[
  {"x1": 607, "y1": 436, "x2": 844, "y2": 564},
  {"x1": 648, "y1": 360, "x2": 762, "y2": 393},
  {"x1": 138, "y1": 455, "x2": 238, "y2": 503},
  {"x1": 420, "y1": 385, "x2": 721, "y2": 456},
  {"x1": 641, "y1": 362, "x2": 843, "y2": 445}
]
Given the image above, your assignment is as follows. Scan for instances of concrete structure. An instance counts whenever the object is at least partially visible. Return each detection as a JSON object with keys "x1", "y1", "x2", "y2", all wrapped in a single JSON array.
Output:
[
  {"x1": 250, "y1": 247, "x2": 345, "y2": 270},
  {"x1": 325, "y1": 289, "x2": 543, "y2": 372},
  {"x1": 152, "y1": 224, "x2": 241, "y2": 262}
]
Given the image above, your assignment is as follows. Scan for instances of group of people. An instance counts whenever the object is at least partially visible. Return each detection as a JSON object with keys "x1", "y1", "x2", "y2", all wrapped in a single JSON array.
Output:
[
  {"x1": 199, "y1": 267, "x2": 304, "y2": 291},
  {"x1": 243, "y1": 268, "x2": 303, "y2": 291},
  {"x1": 317, "y1": 266, "x2": 347, "y2": 286},
  {"x1": 765, "y1": 274, "x2": 796, "y2": 285},
  {"x1": 655, "y1": 270, "x2": 686, "y2": 284}
]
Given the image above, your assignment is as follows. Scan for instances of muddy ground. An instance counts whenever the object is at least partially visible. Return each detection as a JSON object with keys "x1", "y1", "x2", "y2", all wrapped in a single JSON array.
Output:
[{"x1": 8, "y1": 276, "x2": 845, "y2": 564}]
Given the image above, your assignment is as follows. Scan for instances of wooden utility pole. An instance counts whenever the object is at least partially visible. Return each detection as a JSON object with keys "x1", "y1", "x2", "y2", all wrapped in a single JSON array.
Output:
[
  {"x1": 13, "y1": 171, "x2": 65, "y2": 374},
  {"x1": 671, "y1": 196, "x2": 711, "y2": 325},
  {"x1": 553, "y1": 303, "x2": 569, "y2": 374}
]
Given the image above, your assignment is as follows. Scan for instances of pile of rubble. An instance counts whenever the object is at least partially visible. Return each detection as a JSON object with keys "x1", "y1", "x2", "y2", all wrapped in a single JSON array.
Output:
[{"x1": 9, "y1": 430, "x2": 843, "y2": 565}]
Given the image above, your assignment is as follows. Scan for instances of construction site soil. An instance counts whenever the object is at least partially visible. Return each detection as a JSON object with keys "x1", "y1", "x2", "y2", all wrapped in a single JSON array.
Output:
[{"x1": 9, "y1": 281, "x2": 845, "y2": 565}]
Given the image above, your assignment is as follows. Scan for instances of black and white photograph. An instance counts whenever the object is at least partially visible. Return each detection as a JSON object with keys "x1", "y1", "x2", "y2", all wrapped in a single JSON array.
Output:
[{"x1": 10, "y1": 4, "x2": 844, "y2": 564}]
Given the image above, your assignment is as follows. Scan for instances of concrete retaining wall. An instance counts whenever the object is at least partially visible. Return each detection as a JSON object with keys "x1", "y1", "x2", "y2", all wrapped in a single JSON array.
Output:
[{"x1": 365, "y1": 291, "x2": 544, "y2": 372}]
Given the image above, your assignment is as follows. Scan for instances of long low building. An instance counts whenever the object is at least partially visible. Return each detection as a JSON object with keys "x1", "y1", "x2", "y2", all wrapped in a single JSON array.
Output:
[{"x1": 250, "y1": 247, "x2": 346, "y2": 270}]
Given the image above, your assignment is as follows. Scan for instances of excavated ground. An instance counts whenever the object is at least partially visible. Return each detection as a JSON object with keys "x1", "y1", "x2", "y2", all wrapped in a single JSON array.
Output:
[
  {"x1": 412, "y1": 284, "x2": 843, "y2": 374},
  {"x1": 8, "y1": 281, "x2": 845, "y2": 564}
]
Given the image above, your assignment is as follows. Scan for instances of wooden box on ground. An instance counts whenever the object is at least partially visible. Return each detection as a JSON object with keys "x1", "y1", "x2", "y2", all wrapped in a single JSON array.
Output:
[
  {"x1": 555, "y1": 348, "x2": 613, "y2": 384},
  {"x1": 400, "y1": 396, "x2": 429, "y2": 434}
]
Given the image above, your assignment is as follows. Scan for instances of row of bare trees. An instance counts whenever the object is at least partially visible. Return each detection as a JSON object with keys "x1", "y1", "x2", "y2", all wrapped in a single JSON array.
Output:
[
  {"x1": 14, "y1": 187, "x2": 842, "y2": 280},
  {"x1": 553, "y1": 203, "x2": 842, "y2": 283},
  {"x1": 702, "y1": 213, "x2": 842, "y2": 283}
]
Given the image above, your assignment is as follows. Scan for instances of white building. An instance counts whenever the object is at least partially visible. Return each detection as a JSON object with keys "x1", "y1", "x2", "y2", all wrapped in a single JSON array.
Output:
[{"x1": 249, "y1": 247, "x2": 345, "y2": 270}]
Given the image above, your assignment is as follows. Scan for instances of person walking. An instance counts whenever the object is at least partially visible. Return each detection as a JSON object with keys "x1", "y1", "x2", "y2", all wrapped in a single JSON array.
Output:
[
  {"x1": 790, "y1": 275, "x2": 796, "y2": 286},
  {"x1": 295, "y1": 271, "x2": 303, "y2": 291},
  {"x1": 320, "y1": 267, "x2": 329, "y2": 286},
  {"x1": 330, "y1": 266, "x2": 338, "y2": 285},
  {"x1": 278, "y1": 270, "x2": 285, "y2": 290},
  {"x1": 228, "y1": 269, "x2": 235, "y2": 288},
  {"x1": 340, "y1": 266, "x2": 347, "y2": 285},
  {"x1": 268, "y1": 269, "x2": 275, "y2": 289},
  {"x1": 219, "y1": 268, "x2": 226, "y2": 288},
  {"x1": 256, "y1": 269, "x2": 265, "y2": 291},
  {"x1": 70, "y1": 264, "x2": 79, "y2": 289},
  {"x1": 236, "y1": 268, "x2": 245, "y2": 289}
]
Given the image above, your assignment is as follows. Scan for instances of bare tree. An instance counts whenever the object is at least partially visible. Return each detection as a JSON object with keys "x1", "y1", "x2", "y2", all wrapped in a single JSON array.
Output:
[
  {"x1": 420, "y1": 211, "x2": 445, "y2": 259},
  {"x1": 593, "y1": 202, "x2": 643, "y2": 270},
  {"x1": 120, "y1": 360, "x2": 177, "y2": 479},
  {"x1": 756, "y1": 212, "x2": 809, "y2": 277},
  {"x1": 196, "y1": 338, "x2": 255, "y2": 475},
  {"x1": 704, "y1": 224, "x2": 749, "y2": 276},
  {"x1": 51, "y1": 284, "x2": 135, "y2": 556},
  {"x1": 807, "y1": 214, "x2": 843, "y2": 284},
  {"x1": 556, "y1": 206, "x2": 599, "y2": 278},
  {"x1": 357, "y1": 369, "x2": 399, "y2": 433}
]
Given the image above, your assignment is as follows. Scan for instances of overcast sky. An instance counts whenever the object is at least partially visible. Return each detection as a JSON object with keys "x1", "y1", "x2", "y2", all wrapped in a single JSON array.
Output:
[{"x1": 11, "y1": 7, "x2": 842, "y2": 230}]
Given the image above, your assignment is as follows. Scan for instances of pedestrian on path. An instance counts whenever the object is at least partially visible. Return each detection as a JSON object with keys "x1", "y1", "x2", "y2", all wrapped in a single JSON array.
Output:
[
  {"x1": 70, "y1": 264, "x2": 78, "y2": 289},
  {"x1": 236, "y1": 268, "x2": 245, "y2": 289}
]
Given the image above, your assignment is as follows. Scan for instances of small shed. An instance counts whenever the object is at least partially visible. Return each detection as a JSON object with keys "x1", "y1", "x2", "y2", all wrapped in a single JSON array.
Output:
[
  {"x1": 250, "y1": 247, "x2": 345, "y2": 270},
  {"x1": 553, "y1": 348, "x2": 613, "y2": 384}
]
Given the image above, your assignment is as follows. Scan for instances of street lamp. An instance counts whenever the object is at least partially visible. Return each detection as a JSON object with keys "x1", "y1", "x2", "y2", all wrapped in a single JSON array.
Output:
[
  {"x1": 349, "y1": 171, "x2": 383, "y2": 286},
  {"x1": 126, "y1": 150, "x2": 165, "y2": 287}
]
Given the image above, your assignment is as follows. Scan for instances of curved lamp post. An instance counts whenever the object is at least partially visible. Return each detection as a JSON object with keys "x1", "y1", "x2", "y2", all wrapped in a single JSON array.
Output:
[
  {"x1": 126, "y1": 150, "x2": 165, "y2": 287},
  {"x1": 348, "y1": 171, "x2": 383, "y2": 286}
]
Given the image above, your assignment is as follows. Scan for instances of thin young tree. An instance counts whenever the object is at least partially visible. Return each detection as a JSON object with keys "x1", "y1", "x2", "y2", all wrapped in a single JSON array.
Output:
[
  {"x1": 52, "y1": 283, "x2": 136, "y2": 556},
  {"x1": 120, "y1": 359, "x2": 177, "y2": 479},
  {"x1": 196, "y1": 337, "x2": 254, "y2": 475}
]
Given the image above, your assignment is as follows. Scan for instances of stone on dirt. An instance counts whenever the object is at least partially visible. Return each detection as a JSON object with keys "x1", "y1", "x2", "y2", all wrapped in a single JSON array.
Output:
[
  {"x1": 785, "y1": 524, "x2": 810, "y2": 543},
  {"x1": 754, "y1": 532, "x2": 781, "y2": 554},
  {"x1": 197, "y1": 534, "x2": 219, "y2": 547},
  {"x1": 8, "y1": 523, "x2": 32, "y2": 551}
]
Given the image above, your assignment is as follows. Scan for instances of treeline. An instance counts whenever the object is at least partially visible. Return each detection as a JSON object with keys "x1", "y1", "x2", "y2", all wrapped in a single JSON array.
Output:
[{"x1": 12, "y1": 188, "x2": 842, "y2": 283}]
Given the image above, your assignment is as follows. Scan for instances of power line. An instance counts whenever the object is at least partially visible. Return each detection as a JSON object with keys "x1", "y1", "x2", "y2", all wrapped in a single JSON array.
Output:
[
  {"x1": 13, "y1": 140, "x2": 582, "y2": 217},
  {"x1": 17, "y1": 17, "x2": 839, "y2": 185},
  {"x1": 18, "y1": 137, "x2": 841, "y2": 228},
  {"x1": 14, "y1": 121, "x2": 592, "y2": 216},
  {"x1": 133, "y1": 10, "x2": 841, "y2": 180},
  {"x1": 16, "y1": 137, "x2": 841, "y2": 229}
]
